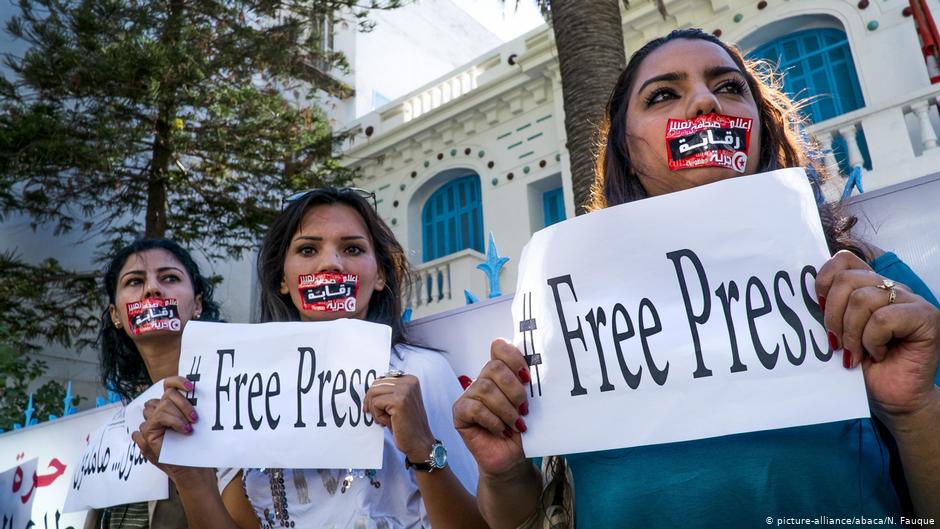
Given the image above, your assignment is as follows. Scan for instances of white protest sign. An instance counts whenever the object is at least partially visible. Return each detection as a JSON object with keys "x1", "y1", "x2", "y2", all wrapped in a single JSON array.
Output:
[
  {"x1": 0, "y1": 458, "x2": 38, "y2": 528},
  {"x1": 513, "y1": 168, "x2": 869, "y2": 457},
  {"x1": 161, "y1": 319, "x2": 392, "y2": 469},
  {"x1": 125, "y1": 381, "x2": 164, "y2": 436},
  {"x1": 0, "y1": 404, "x2": 118, "y2": 529},
  {"x1": 407, "y1": 296, "x2": 513, "y2": 378},
  {"x1": 63, "y1": 406, "x2": 167, "y2": 512}
]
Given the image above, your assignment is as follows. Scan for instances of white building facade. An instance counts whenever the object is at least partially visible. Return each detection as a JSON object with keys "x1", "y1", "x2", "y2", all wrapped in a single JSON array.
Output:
[
  {"x1": 340, "y1": 0, "x2": 940, "y2": 319},
  {"x1": 318, "y1": 0, "x2": 503, "y2": 127}
]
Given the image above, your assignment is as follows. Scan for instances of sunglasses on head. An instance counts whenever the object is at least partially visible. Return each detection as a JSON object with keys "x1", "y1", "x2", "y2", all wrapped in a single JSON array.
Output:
[{"x1": 283, "y1": 187, "x2": 377, "y2": 210}]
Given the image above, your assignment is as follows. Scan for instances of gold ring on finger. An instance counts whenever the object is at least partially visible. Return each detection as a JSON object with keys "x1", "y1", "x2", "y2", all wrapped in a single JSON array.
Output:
[{"x1": 875, "y1": 279, "x2": 897, "y2": 304}]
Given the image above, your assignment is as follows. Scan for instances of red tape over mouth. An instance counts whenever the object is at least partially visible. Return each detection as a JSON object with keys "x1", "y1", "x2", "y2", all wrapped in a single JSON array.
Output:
[
  {"x1": 666, "y1": 113, "x2": 753, "y2": 173},
  {"x1": 298, "y1": 272, "x2": 359, "y2": 312},
  {"x1": 126, "y1": 298, "x2": 181, "y2": 334}
]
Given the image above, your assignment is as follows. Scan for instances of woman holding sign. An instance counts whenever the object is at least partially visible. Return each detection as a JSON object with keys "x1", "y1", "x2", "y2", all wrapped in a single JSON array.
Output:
[
  {"x1": 453, "y1": 28, "x2": 940, "y2": 528},
  {"x1": 135, "y1": 188, "x2": 486, "y2": 529},
  {"x1": 90, "y1": 238, "x2": 221, "y2": 529}
]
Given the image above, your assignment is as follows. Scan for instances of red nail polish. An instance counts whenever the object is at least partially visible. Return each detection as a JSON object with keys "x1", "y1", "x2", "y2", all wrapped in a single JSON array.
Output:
[
  {"x1": 515, "y1": 417, "x2": 527, "y2": 433},
  {"x1": 458, "y1": 375, "x2": 472, "y2": 390},
  {"x1": 502, "y1": 428, "x2": 513, "y2": 439},
  {"x1": 843, "y1": 349, "x2": 852, "y2": 369},
  {"x1": 190, "y1": 410, "x2": 199, "y2": 422},
  {"x1": 184, "y1": 423, "x2": 193, "y2": 433},
  {"x1": 818, "y1": 296, "x2": 826, "y2": 313},
  {"x1": 827, "y1": 331, "x2": 839, "y2": 352},
  {"x1": 185, "y1": 380, "x2": 194, "y2": 391},
  {"x1": 518, "y1": 368, "x2": 531, "y2": 384},
  {"x1": 519, "y1": 401, "x2": 529, "y2": 416}
]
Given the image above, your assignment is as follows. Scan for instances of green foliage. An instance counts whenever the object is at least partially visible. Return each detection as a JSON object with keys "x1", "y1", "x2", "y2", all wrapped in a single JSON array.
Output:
[
  {"x1": 0, "y1": 251, "x2": 97, "y2": 425},
  {"x1": 0, "y1": 0, "x2": 402, "y2": 412},
  {"x1": 0, "y1": 251, "x2": 101, "y2": 354},
  {"x1": 0, "y1": 0, "x2": 401, "y2": 260},
  {"x1": 0, "y1": 321, "x2": 86, "y2": 432},
  {"x1": 0, "y1": 342, "x2": 83, "y2": 431}
]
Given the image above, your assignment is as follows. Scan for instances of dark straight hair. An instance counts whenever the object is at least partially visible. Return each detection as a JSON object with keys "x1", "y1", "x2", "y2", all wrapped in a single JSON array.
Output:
[
  {"x1": 590, "y1": 27, "x2": 862, "y2": 257},
  {"x1": 256, "y1": 188, "x2": 412, "y2": 345},
  {"x1": 98, "y1": 238, "x2": 221, "y2": 401}
]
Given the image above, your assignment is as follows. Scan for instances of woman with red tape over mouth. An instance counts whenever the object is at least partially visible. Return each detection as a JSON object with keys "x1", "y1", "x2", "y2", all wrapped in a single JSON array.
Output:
[
  {"x1": 453, "y1": 28, "x2": 940, "y2": 529},
  {"x1": 92, "y1": 238, "x2": 222, "y2": 529},
  {"x1": 134, "y1": 188, "x2": 488, "y2": 529}
]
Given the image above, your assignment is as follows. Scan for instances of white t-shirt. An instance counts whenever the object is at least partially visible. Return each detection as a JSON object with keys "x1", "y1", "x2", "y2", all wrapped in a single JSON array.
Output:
[{"x1": 236, "y1": 343, "x2": 478, "y2": 529}]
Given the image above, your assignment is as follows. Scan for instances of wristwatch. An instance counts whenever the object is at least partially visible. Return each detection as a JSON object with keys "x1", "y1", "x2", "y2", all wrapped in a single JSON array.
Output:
[{"x1": 405, "y1": 439, "x2": 447, "y2": 472}]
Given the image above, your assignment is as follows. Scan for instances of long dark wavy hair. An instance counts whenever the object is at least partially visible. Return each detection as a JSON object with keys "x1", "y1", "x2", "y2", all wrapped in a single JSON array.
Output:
[
  {"x1": 98, "y1": 239, "x2": 221, "y2": 401},
  {"x1": 256, "y1": 188, "x2": 412, "y2": 345},
  {"x1": 590, "y1": 28, "x2": 862, "y2": 257}
]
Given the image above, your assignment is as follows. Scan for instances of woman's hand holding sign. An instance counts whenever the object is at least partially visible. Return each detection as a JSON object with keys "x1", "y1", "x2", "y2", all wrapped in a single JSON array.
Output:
[
  {"x1": 452, "y1": 338, "x2": 542, "y2": 527},
  {"x1": 816, "y1": 250, "x2": 940, "y2": 423},
  {"x1": 364, "y1": 373, "x2": 436, "y2": 464},
  {"x1": 365, "y1": 370, "x2": 492, "y2": 529},
  {"x1": 453, "y1": 339, "x2": 530, "y2": 473},
  {"x1": 816, "y1": 250, "x2": 940, "y2": 517},
  {"x1": 132, "y1": 376, "x2": 203, "y2": 482},
  {"x1": 133, "y1": 377, "x2": 246, "y2": 529}
]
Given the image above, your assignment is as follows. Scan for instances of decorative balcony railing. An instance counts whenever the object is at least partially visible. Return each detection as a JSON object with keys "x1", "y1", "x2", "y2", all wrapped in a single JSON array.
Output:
[
  {"x1": 402, "y1": 67, "x2": 481, "y2": 123},
  {"x1": 406, "y1": 249, "x2": 487, "y2": 318},
  {"x1": 338, "y1": 29, "x2": 555, "y2": 153},
  {"x1": 808, "y1": 84, "x2": 940, "y2": 200},
  {"x1": 339, "y1": 53, "x2": 499, "y2": 152}
]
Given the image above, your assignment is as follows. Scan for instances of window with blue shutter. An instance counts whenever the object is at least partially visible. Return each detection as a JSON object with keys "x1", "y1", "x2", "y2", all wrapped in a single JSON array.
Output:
[
  {"x1": 542, "y1": 187, "x2": 566, "y2": 227},
  {"x1": 421, "y1": 174, "x2": 484, "y2": 262},
  {"x1": 749, "y1": 28, "x2": 871, "y2": 174},
  {"x1": 751, "y1": 28, "x2": 864, "y2": 122}
]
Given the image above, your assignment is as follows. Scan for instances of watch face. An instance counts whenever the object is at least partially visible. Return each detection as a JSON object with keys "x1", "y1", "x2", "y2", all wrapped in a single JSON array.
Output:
[{"x1": 430, "y1": 443, "x2": 447, "y2": 468}]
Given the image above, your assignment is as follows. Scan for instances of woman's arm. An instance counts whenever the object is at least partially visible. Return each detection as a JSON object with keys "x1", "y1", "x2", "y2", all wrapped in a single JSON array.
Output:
[
  {"x1": 412, "y1": 460, "x2": 492, "y2": 529},
  {"x1": 171, "y1": 468, "x2": 250, "y2": 529},
  {"x1": 132, "y1": 376, "x2": 260, "y2": 529},
  {"x1": 81, "y1": 508, "x2": 101, "y2": 529},
  {"x1": 221, "y1": 471, "x2": 262, "y2": 529},
  {"x1": 817, "y1": 251, "x2": 940, "y2": 517},
  {"x1": 365, "y1": 371, "x2": 490, "y2": 529},
  {"x1": 452, "y1": 339, "x2": 545, "y2": 528},
  {"x1": 889, "y1": 388, "x2": 940, "y2": 518},
  {"x1": 474, "y1": 458, "x2": 543, "y2": 529}
]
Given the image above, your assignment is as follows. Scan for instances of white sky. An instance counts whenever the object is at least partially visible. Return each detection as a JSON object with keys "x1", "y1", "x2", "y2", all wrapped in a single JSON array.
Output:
[
  {"x1": 0, "y1": 1, "x2": 546, "y2": 54},
  {"x1": 450, "y1": 0, "x2": 546, "y2": 41}
]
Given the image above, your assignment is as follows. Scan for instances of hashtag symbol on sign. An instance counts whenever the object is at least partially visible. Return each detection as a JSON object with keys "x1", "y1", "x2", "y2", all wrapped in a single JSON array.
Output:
[
  {"x1": 519, "y1": 292, "x2": 542, "y2": 397},
  {"x1": 186, "y1": 356, "x2": 202, "y2": 406}
]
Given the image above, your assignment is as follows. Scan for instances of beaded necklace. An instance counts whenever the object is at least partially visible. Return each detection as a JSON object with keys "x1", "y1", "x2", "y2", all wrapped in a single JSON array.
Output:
[
  {"x1": 262, "y1": 468, "x2": 292, "y2": 528},
  {"x1": 257, "y1": 467, "x2": 382, "y2": 527}
]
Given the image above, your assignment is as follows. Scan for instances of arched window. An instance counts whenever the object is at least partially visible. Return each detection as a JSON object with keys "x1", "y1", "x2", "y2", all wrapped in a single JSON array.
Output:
[
  {"x1": 750, "y1": 28, "x2": 864, "y2": 122},
  {"x1": 750, "y1": 27, "x2": 871, "y2": 173},
  {"x1": 421, "y1": 174, "x2": 484, "y2": 262}
]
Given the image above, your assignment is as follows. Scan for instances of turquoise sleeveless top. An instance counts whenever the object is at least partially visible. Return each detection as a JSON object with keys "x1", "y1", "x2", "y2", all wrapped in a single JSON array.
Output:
[{"x1": 566, "y1": 253, "x2": 938, "y2": 528}]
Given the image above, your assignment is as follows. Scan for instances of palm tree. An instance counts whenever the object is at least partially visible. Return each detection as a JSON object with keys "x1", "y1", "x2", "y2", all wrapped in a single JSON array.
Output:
[{"x1": 519, "y1": 0, "x2": 666, "y2": 214}]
